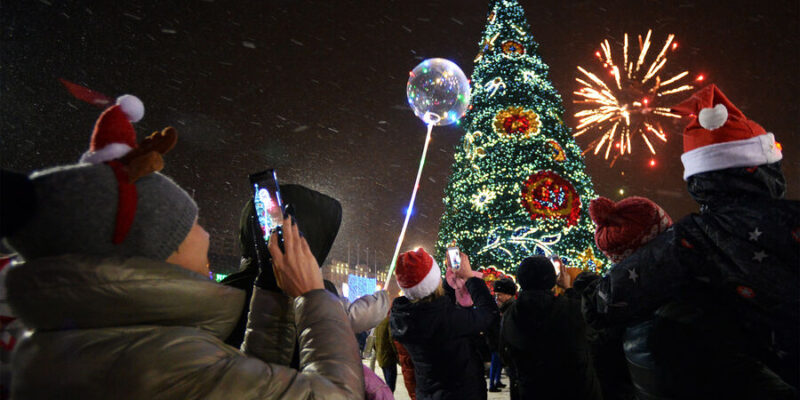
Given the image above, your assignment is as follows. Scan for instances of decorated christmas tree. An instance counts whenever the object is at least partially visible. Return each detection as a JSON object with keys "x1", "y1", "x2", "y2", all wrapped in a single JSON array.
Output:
[{"x1": 435, "y1": 0, "x2": 606, "y2": 275}]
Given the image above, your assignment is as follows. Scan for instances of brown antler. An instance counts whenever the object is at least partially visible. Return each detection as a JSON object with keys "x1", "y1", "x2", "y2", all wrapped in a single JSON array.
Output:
[{"x1": 117, "y1": 127, "x2": 178, "y2": 183}]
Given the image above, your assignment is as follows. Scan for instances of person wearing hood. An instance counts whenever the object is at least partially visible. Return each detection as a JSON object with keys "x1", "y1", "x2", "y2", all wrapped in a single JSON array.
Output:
[
  {"x1": 389, "y1": 248, "x2": 498, "y2": 400},
  {"x1": 500, "y1": 256, "x2": 602, "y2": 400},
  {"x1": 0, "y1": 115, "x2": 363, "y2": 398},
  {"x1": 583, "y1": 84, "x2": 799, "y2": 398},
  {"x1": 222, "y1": 184, "x2": 344, "y2": 350}
]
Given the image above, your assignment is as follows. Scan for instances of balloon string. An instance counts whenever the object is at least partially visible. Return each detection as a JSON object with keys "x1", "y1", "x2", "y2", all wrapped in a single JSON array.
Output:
[{"x1": 386, "y1": 122, "x2": 434, "y2": 289}]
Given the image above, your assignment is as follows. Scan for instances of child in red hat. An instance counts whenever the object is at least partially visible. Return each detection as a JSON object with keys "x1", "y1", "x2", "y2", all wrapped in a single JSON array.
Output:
[{"x1": 389, "y1": 248, "x2": 498, "y2": 400}]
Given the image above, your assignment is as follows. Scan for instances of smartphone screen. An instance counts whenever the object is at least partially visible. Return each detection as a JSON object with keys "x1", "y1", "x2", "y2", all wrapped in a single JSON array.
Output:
[
  {"x1": 249, "y1": 169, "x2": 284, "y2": 244},
  {"x1": 447, "y1": 246, "x2": 461, "y2": 269},
  {"x1": 551, "y1": 257, "x2": 561, "y2": 276}
]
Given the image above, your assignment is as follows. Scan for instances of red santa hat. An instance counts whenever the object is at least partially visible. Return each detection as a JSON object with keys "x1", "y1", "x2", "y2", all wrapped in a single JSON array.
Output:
[
  {"x1": 395, "y1": 248, "x2": 441, "y2": 300},
  {"x1": 590, "y1": 196, "x2": 673, "y2": 263},
  {"x1": 671, "y1": 84, "x2": 782, "y2": 180},
  {"x1": 80, "y1": 95, "x2": 145, "y2": 164}
]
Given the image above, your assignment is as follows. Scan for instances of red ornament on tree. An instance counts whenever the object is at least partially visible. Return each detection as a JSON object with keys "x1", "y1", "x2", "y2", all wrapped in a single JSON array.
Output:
[
  {"x1": 520, "y1": 171, "x2": 581, "y2": 226},
  {"x1": 493, "y1": 106, "x2": 540, "y2": 138}
]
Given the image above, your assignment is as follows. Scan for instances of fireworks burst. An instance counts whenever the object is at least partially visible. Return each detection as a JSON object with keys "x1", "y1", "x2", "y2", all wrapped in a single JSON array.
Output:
[{"x1": 573, "y1": 30, "x2": 695, "y2": 165}]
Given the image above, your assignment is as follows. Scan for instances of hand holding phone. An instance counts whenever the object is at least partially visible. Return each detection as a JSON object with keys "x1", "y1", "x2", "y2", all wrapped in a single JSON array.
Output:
[
  {"x1": 553, "y1": 256, "x2": 573, "y2": 289},
  {"x1": 453, "y1": 251, "x2": 473, "y2": 281},
  {"x1": 268, "y1": 215, "x2": 323, "y2": 297},
  {"x1": 551, "y1": 256, "x2": 562, "y2": 276},
  {"x1": 447, "y1": 246, "x2": 461, "y2": 270}
]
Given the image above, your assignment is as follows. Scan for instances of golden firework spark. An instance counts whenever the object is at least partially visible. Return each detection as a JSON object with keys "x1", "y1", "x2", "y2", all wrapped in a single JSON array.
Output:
[{"x1": 573, "y1": 30, "x2": 694, "y2": 165}]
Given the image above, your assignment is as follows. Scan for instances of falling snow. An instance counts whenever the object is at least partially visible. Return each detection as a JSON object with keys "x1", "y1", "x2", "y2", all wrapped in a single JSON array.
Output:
[{"x1": 1, "y1": 0, "x2": 796, "y2": 273}]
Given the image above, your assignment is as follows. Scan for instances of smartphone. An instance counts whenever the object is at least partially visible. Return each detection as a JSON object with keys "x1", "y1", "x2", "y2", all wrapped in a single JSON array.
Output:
[
  {"x1": 550, "y1": 256, "x2": 562, "y2": 276},
  {"x1": 249, "y1": 169, "x2": 284, "y2": 248},
  {"x1": 447, "y1": 246, "x2": 461, "y2": 270}
]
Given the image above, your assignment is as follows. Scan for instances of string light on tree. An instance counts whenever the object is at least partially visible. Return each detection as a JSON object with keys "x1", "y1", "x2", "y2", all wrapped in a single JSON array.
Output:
[
  {"x1": 471, "y1": 187, "x2": 497, "y2": 211},
  {"x1": 435, "y1": 0, "x2": 607, "y2": 274},
  {"x1": 485, "y1": 77, "x2": 507, "y2": 97}
]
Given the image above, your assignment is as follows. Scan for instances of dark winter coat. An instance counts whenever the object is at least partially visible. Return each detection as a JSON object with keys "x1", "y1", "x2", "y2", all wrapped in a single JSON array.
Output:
[
  {"x1": 501, "y1": 289, "x2": 602, "y2": 400},
  {"x1": 223, "y1": 184, "x2": 342, "y2": 349},
  {"x1": 486, "y1": 297, "x2": 514, "y2": 353},
  {"x1": 567, "y1": 277, "x2": 634, "y2": 400},
  {"x1": 5, "y1": 255, "x2": 364, "y2": 399},
  {"x1": 390, "y1": 277, "x2": 499, "y2": 400},
  {"x1": 584, "y1": 162, "x2": 799, "y2": 397}
]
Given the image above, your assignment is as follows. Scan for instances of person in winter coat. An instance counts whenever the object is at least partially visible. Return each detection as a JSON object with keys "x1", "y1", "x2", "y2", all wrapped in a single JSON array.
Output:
[
  {"x1": 488, "y1": 278, "x2": 516, "y2": 393},
  {"x1": 390, "y1": 248, "x2": 499, "y2": 400},
  {"x1": 0, "y1": 169, "x2": 36, "y2": 398},
  {"x1": 584, "y1": 196, "x2": 672, "y2": 400},
  {"x1": 583, "y1": 84, "x2": 799, "y2": 398},
  {"x1": 0, "y1": 133, "x2": 363, "y2": 397},
  {"x1": 334, "y1": 284, "x2": 390, "y2": 339},
  {"x1": 223, "y1": 184, "x2": 343, "y2": 350},
  {"x1": 375, "y1": 315, "x2": 399, "y2": 392},
  {"x1": 501, "y1": 256, "x2": 602, "y2": 400},
  {"x1": 324, "y1": 280, "x2": 394, "y2": 400}
]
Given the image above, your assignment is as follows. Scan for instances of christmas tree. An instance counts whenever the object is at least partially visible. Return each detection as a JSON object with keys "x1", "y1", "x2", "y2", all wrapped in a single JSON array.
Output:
[{"x1": 435, "y1": 0, "x2": 606, "y2": 275}]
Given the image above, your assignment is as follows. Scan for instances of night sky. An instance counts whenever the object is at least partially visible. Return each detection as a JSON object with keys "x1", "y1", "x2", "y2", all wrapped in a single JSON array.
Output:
[{"x1": 2, "y1": 0, "x2": 798, "y2": 272}]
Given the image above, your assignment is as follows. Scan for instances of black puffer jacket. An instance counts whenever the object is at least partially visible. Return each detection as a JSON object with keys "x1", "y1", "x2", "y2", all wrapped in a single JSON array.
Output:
[
  {"x1": 584, "y1": 162, "x2": 799, "y2": 396},
  {"x1": 390, "y1": 277, "x2": 498, "y2": 400},
  {"x1": 502, "y1": 290, "x2": 602, "y2": 400}
]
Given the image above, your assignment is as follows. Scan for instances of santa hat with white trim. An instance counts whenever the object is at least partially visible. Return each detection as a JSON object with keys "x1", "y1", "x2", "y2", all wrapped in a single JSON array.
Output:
[
  {"x1": 80, "y1": 95, "x2": 145, "y2": 164},
  {"x1": 672, "y1": 84, "x2": 782, "y2": 180},
  {"x1": 395, "y1": 247, "x2": 442, "y2": 301}
]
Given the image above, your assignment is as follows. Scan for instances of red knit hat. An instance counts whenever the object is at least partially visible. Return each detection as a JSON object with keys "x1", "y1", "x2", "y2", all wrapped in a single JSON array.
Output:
[
  {"x1": 590, "y1": 196, "x2": 672, "y2": 263},
  {"x1": 80, "y1": 95, "x2": 145, "y2": 164},
  {"x1": 395, "y1": 248, "x2": 441, "y2": 300},
  {"x1": 671, "y1": 84, "x2": 782, "y2": 180}
]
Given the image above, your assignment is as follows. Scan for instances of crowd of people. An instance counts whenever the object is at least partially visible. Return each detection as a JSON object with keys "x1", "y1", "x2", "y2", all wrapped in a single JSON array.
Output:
[{"x1": 0, "y1": 82, "x2": 797, "y2": 400}]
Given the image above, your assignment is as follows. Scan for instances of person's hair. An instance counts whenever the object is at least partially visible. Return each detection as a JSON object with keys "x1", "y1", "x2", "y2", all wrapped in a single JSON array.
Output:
[{"x1": 410, "y1": 283, "x2": 444, "y2": 304}]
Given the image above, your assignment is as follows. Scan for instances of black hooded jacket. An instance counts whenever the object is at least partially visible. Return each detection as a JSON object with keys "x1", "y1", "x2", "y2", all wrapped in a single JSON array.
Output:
[
  {"x1": 222, "y1": 184, "x2": 342, "y2": 349},
  {"x1": 390, "y1": 277, "x2": 498, "y2": 400},
  {"x1": 501, "y1": 289, "x2": 602, "y2": 400},
  {"x1": 584, "y1": 162, "x2": 799, "y2": 394}
]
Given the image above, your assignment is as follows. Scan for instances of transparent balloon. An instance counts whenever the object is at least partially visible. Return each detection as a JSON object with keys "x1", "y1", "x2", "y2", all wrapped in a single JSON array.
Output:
[{"x1": 406, "y1": 58, "x2": 471, "y2": 126}]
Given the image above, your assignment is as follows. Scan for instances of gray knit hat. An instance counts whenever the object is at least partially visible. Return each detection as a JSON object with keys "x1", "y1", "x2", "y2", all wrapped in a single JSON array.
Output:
[{"x1": 5, "y1": 163, "x2": 197, "y2": 261}]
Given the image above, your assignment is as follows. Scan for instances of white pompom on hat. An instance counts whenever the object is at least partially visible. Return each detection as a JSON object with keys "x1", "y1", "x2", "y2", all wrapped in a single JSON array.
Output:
[
  {"x1": 80, "y1": 95, "x2": 144, "y2": 164},
  {"x1": 671, "y1": 85, "x2": 782, "y2": 180}
]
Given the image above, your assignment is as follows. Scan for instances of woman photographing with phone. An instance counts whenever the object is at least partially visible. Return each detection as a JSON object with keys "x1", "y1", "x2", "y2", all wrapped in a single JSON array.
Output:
[{"x1": 389, "y1": 248, "x2": 498, "y2": 400}]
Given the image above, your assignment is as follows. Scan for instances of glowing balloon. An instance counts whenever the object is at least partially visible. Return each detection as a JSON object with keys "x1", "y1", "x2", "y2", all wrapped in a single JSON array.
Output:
[{"x1": 407, "y1": 58, "x2": 471, "y2": 126}]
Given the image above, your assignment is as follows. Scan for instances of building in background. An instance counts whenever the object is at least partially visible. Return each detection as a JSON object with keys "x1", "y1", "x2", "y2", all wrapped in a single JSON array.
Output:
[{"x1": 323, "y1": 259, "x2": 389, "y2": 299}]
